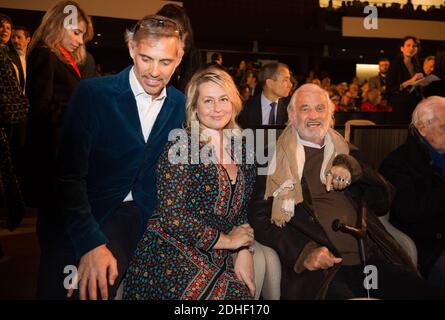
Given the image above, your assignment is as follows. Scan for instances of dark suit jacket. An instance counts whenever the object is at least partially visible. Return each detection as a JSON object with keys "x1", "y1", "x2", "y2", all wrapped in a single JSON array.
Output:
[
  {"x1": 237, "y1": 93, "x2": 289, "y2": 129},
  {"x1": 387, "y1": 57, "x2": 422, "y2": 97},
  {"x1": 57, "y1": 66, "x2": 185, "y2": 259},
  {"x1": 386, "y1": 56, "x2": 422, "y2": 122},
  {"x1": 380, "y1": 129, "x2": 445, "y2": 275},
  {"x1": 79, "y1": 52, "x2": 97, "y2": 79},
  {"x1": 25, "y1": 44, "x2": 96, "y2": 207},
  {"x1": 423, "y1": 74, "x2": 445, "y2": 98}
]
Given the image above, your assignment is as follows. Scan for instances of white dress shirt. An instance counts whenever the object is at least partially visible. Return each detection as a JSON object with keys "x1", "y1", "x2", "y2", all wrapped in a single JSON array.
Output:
[
  {"x1": 18, "y1": 51, "x2": 26, "y2": 81},
  {"x1": 261, "y1": 93, "x2": 278, "y2": 125},
  {"x1": 123, "y1": 67, "x2": 167, "y2": 202}
]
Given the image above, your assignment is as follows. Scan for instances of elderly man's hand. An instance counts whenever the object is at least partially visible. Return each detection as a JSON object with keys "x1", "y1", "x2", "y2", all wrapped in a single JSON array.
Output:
[
  {"x1": 325, "y1": 165, "x2": 352, "y2": 192},
  {"x1": 304, "y1": 247, "x2": 342, "y2": 271}
]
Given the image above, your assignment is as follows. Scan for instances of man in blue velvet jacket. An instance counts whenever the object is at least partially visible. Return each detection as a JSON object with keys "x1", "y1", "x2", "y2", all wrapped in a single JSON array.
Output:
[{"x1": 37, "y1": 15, "x2": 186, "y2": 300}]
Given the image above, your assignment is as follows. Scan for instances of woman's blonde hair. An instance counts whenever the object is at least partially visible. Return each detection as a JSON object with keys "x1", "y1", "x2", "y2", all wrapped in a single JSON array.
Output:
[
  {"x1": 28, "y1": 0, "x2": 93, "y2": 65},
  {"x1": 185, "y1": 67, "x2": 243, "y2": 134}
]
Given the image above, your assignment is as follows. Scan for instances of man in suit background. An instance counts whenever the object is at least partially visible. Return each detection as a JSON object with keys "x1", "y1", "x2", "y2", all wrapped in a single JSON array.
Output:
[
  {"x1": 40, "y1": 14, "x2": 185, "y2": 300},
  {"x1": 368, "y1": 58, "x2": 390, "y2": 104},
  {"x1": 237, "y1": 62, "x2": 292, "y2": 129},
  {"x1": 11, "y1": 26, "x2": 31, "y2": 89},
  {"x1": 11, "y1": 25, "x2": 30, "y2": 91}
]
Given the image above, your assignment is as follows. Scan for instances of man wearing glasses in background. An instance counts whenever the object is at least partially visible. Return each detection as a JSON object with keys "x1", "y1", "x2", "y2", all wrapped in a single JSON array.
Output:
[
  {"x1": 38, "y1": 15, "x2": 185, "y2": 300},
  {"x1": 237, "y1": 62, "x2": 292, "y2": 129}
]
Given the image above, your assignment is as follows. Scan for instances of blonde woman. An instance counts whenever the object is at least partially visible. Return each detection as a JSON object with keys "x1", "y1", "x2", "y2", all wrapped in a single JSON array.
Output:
[
  {"x1": 25, "y1": 0, "x2": 94, "y2": 206},
  {"x1": 24, "y1": 0, "x2": 95, "y2": 298},
  {"x1": 123, "y1": 67, "x2": 258, "y2": 299}
]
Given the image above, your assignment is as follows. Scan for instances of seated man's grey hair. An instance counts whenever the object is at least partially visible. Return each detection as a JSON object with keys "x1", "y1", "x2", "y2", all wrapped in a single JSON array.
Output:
[{"x1": 412, "y1": 96, "x2": 445, "y2": 128}]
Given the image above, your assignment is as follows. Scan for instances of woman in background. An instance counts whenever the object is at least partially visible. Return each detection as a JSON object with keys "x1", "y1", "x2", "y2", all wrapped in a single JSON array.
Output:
[
  {"x1": 387, "y1": 36, "x2": 423, "y2": 123},
  {"x1": 24, "y1": 0, "x2": 95, "y2": 299}
]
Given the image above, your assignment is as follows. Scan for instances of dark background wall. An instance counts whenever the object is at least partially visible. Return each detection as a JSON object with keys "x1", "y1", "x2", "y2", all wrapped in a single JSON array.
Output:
[{"x1": 2, "y1": 0, "x2": 444, "y2": 80}]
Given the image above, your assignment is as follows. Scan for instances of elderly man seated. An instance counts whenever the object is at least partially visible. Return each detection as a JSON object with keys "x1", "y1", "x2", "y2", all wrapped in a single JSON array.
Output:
[
  {"x1": 248, "y1": 84, "x2": 443, "y2": 299},
  {"x1": 380, "y1": 96, "x2": 445, "y2": 293}
]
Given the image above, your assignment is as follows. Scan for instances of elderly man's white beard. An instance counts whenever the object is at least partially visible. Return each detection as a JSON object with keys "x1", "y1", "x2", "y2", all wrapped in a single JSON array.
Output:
[{"x1": 294, "y1": 121, "x2": 329, "y2": 144}]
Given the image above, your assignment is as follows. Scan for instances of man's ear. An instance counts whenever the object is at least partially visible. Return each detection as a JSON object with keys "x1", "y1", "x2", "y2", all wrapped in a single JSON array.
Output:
[
  {"x1": 415, "y1": 123, "x2": 427, "y2": 137},
  {"x1": 287, "y1": 107, "x2": 296, "y2": 122},
  {"x1": 175, "y1": 47, "x2": 184, "y2": 68},
  {"x1": 128, "y1": 39, "x2": 136, "y2": 60}
]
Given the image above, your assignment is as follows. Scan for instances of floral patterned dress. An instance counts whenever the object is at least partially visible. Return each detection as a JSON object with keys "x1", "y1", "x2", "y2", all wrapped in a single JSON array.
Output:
[{"x1": 123, "y1": 133, "x2": 256, "y2": 299}]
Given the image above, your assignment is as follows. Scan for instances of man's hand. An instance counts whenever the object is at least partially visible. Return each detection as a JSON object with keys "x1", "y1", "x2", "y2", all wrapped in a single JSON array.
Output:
[
  {"x1": 67, "y1": 244, "x2": 118, "y2": 300},
  {"x1": 234, "y1": 249, "x2": 256, "y2": 297},
  {"x1": 325, "y1": 165, "x2": 352, "y2": 192},
  {"x1": 303, "y1": 246, "x2": 342, "y2": 271}
]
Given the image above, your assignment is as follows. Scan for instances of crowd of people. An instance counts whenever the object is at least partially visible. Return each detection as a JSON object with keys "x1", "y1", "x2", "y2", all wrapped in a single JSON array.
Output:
[
  {"x1": 227, "y1": 35, "x2": 444, "y2": 124},
  {"x1": 1, "y1": 0, "x2": 445, "y2": 301},
  {"x1": 324, "y1": 0, "x2": 445, "y2": 23}
]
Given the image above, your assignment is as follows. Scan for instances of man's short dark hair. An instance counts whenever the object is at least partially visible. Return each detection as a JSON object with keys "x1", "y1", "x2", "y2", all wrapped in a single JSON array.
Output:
[
  {"x1": 378, "y1": 58, "x2": 390, "y2": 63},
  {"x1": 258, "y1": 62, "x2": 289, "y2": 88},
  {"x1": 12, "y1": 25, "x2": 30, "y2": 38},
  {"x1": 0, "y1": 13, "x2": 13, "y2": 26}
]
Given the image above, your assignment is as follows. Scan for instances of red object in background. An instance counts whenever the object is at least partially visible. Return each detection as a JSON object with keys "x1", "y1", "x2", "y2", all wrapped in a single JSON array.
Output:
[{"x1": 361, "y1": 101, "x2": 393, "y2": 112}]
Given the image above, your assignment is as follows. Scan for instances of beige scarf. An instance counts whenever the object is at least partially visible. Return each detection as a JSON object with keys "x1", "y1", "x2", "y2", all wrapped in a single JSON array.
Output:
[{"x1": 264, "y1": 125, "x2": 349, "y2": 227}]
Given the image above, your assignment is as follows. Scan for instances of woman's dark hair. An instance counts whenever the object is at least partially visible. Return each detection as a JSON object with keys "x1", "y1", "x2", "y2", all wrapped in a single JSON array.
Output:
[
  {"x1": 156, "y1": 4, "x2": 202, "y2": 92},
  {"x1": 0, "y1": 13, "x2": 13, "y2": 26},
  {"x1": 400, "y1": 35, "x2": 421, "y2": 68},
  {"x1": 400, "y1": 36, "x2": 420, "y2": 51},
  {"x1": 157, "y1": 4, "x2": 194, "y2": 52}
]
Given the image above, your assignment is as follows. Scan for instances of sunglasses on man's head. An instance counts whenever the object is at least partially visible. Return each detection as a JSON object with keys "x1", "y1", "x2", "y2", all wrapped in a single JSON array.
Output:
[{"x1": 133, "y1": 17, "x2": 183, "y2": 39}]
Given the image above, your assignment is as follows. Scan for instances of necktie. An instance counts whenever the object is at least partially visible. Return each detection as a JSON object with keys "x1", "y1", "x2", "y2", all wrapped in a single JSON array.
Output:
[{"x1": 268, "y1": 102, "x2": 277, "y2": 125}]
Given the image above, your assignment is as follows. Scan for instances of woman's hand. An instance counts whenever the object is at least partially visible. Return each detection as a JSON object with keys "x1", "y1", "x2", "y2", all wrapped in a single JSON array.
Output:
[
  {"x1": 409, "y1": 73, "x2": 424, "y2": 85},
  {"x1": 234, "y1": 249, "x2": 256, "y2": 297},
  {"x1": 227, "y1": 224, "x2": 254, "y2": 249},
  {"x1": 213, "y1": 224, "x2": 254, "y2": 250},
  {"x1": 401, "y1": 73, "x2": 424, "y2": 90}
]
